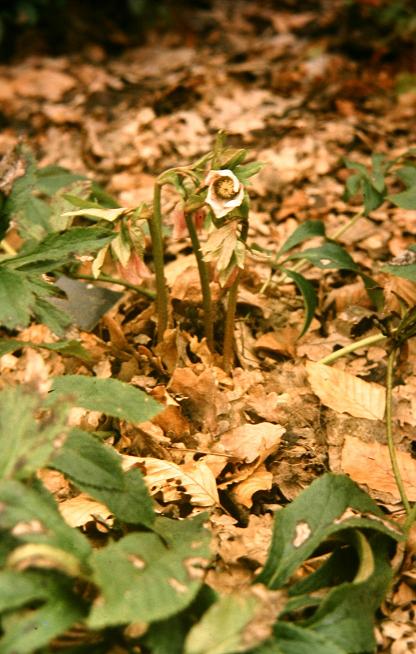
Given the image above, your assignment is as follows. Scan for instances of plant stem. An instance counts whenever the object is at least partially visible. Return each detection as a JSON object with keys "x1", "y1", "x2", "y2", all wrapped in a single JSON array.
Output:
[
  {"x1": 148, "y1": 182, "x2": 169, "y2": 341},
  {"x1": 385, "y1": 347, "x2": 410, "y2": 514},
  {"x1": 318, "y1": 332, "x2": 388, "y2": 365},
  {"x1": 71, "y1": 273, "x2": 156, "y2": 300},
  {"x1": 223, "y1": 219, "x2": 249, "y2": 373},
  {"x1": 184, "y1": 211, "x2": 215, "y2": 352}
]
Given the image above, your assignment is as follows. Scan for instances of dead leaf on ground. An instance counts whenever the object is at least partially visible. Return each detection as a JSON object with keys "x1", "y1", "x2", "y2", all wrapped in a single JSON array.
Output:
[
  {"x1": 232, "y1": 466, "x2": 273, "y2": 508},
  {"x1": 59, "y1": 494, "x2": 114, "y2": 528},
  {"x1": 341, "y1": 435, "x2": 416, "y2": 501},
  {"x1": 122, "y1": 455, "x2": 220, "y2": 507},
  {"x1": 306, "y1": 361, "x2": 386, "y2": 420},
  {"x1": 220, "y1": 422, "x2": 285, "y2": 464}
]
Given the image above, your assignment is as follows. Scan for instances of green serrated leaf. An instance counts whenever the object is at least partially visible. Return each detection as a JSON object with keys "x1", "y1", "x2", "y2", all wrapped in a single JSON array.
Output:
[
  {"x1": 6, "y1": 227, "x2": 114, "y2": 273},
  {"x1": 88, "y1": 513, "x2": 211, "y2": 628},
  {"x1": 0, "y1": 571, "x2": 85, "y2": 654},
  {"x1": 50, "y1": 429, "x2": 124, "y2": 492},
  {"x1": 0, "y1": 479, "x2": 91, "y2": 561},
  {"x1": 277, "y1": 221, "x2": 326, "y2": 258},
  {"x1": 282, "y1": 269, "x2": 317, "y2": 337},
  {"x1": 50, "y1": 375, "x2": 163, "y2": 423},
  {"x1": 0, "y1": 268, "x2": 34, "y2": 329},
  {"x1": 35, "y1": 165, "x2": 84, "y2": 196},
  {"x1": 0, "y1": 387, "x2": 70, "y2": 481},
  {"x1": 32, "y1": 296, "x2": 72, "y2": 336},
  {"x1": 256, "y1": 473, "x2": 402, "y2": 590}
]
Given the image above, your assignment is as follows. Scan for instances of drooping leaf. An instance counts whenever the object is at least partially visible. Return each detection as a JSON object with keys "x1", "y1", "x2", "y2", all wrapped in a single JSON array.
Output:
[
  {"x1": 50, "y1": 375, "x2": 163, "y2": 424},
  {"x1": 0, "y1": 479, "x2": 91, "y2": 561},
  {"x1": 0, "y1": 387, "x2": 70, "y2": 481},
  {"x1": 283, "y1": 242, "x2": 358, "y2": 271},
  {"x1": 276, "y1": 221, "x2": 326, "y2": 258},
  {"x1": 5, "y1": 227, "x2": 114, "y2": 273},
  {"x1": 256, "y1": 473, "x2": 402, "y2": 590},
  {"x1": 62, "y1": 207, "x2": 127, "y2": 222},
  {"x1": 88, "y1": 514, "x2": 211, "y2": 628},
  {"x1": 281, "y1": 268, "x2": 317, "y2": 337}
]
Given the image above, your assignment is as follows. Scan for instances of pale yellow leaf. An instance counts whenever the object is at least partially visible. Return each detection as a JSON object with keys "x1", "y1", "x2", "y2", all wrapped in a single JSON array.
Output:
[
  {"x1": 306, "y1": 361, "x2": 385, "y2": 420},
  {"x1": 59, "y1": 494, "x2": 113, "y2": 528},
  {"x1": 341, "y1": 435, "x2": 416, "y2": 501},
  {"x1": 122, "y1": 455, "x2": 219, "y2": 507}
]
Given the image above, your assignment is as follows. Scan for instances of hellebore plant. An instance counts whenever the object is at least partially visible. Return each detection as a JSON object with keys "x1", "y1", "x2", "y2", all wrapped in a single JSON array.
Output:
[{"x1": 148, "y1": 133, "x2": 262, "y2": 371}]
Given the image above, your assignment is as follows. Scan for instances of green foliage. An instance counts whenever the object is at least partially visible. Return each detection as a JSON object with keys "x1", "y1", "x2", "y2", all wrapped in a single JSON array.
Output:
[{"x1": 0, "y1": 381, "x2": 403, "y2": 652}]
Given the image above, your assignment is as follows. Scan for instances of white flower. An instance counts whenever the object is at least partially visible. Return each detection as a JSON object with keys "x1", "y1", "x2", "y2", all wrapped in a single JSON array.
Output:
[{"x1": 205, "y1": 169, "x2": 244, "y2": 219}]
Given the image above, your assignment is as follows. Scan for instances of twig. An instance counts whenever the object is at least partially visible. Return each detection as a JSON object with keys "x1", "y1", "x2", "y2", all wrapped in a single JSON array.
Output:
[{"x1": 71, "y1": 273, "x2": 155, "y2": 300}]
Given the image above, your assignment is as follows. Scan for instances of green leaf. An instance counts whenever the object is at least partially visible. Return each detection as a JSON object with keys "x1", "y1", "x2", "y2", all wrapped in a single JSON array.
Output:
[
  {"x1": 50, "y1": 429, "x2": 124, "y2": 491},
  {"x1": 282, "y1": 269, "x2": 317, "y2": 337},
  {"x1": 0, "y1": 338, "x2": 91, "y2": 361},
  {"x1": 184, "y1": 592, "x2": 259, "y2": 654},
  {"x1": 88, "y1": 514, "x2": 211, "y2": 628},
  {"x1": 380, "y1": 263, "x2": 416, "y2": 281},
  {"x1": 0, "y1": 268, "x2": 34, "y2": 329},
  {"x1": 395, "y1": 165, "x2": 416, "y2": 188},
  {"x1": 304, "y1": 535, "x2": 393, "y2": 653},
  {"x1": 233, "y1": 162, "x2": 264, "y2": 184},
  {"x1": 32, "y1": 296, "x2": 72, "y2": 336},
  {"x1": 256, "y1": 473, "x2": 402, "y2": 590},
  {"x1": 35, "y1": 165, "x2": 84, "y2": 196},
  {"x1": 50, "y1": 428, "x2": 155, "y2": 526},
  {"x1": 283, "y1": 243, "x2": 358, "y2": 271},
  {"x1": 0, "y1": 387, "x2": 70, "y2": 481},
  {"x1": 277, "y1": 221, "x2": 326, "y2": 258},
  {"x1": 0, "y1": 479, "x2": 91, "y2": 561},
  {"x1": 252, "y1": 623, "x2": 347, "y2": 654},
  {"x1": 388, "y1": 185, "x2": 416, "y2": 209},
  {"x1": 6, "y1": 227, "x2": 114, "y2": 272},
  {"x1": 0, "y1": 571, "x2": 85, "y2": 654},
  {"x1": 362, "y1": 179, "x2": 385, "y2": 214},
  {"x1": 50, "y1": 375, "x2": 163, "y2": 423}
]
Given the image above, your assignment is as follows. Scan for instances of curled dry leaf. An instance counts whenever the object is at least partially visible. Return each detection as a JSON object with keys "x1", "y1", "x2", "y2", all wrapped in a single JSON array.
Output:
[
  {"x1": 122, "y1": 455, "x2": 219, "y2": 507},
  {"x1": 306, "y1": 361, "x2": 385, "y2": 420},
  {"x1": 232, "y1": 466, "x2": 273, "y2": 508}
]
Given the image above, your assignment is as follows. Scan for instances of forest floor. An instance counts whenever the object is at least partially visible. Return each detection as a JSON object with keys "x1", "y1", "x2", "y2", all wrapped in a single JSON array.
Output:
[{"x1": 1, "y1": 1, "x2": 416, "y2": 651}]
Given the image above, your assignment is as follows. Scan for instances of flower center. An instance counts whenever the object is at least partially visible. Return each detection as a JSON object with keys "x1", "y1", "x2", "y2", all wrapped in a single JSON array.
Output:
[{"x1": 213, "y1": 176, "x2": 239, "y2": 200}]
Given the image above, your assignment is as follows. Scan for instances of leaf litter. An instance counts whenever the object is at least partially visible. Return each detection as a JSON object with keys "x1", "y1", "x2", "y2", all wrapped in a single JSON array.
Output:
[{"x1": 1, "y1": 1, "x2": 416, "y2": 651}]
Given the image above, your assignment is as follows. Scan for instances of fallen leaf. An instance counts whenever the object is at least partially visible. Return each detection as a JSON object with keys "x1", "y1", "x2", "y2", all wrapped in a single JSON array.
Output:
[
  {"x1": 220, "y1": 422, "x2": 285, "y2": 464},
  {"x1": 122, "y1": 455, "x2": 219, "y2": 507},
  {"x1": 59, "y1": 494, "x2": 113, "y2": 528},
  {"x1": 306, "y1": 361, "x2": 386, "y2": 420},
  {"x1": 341, "y1": 435, "x2": 416, "y2": 501},
  {"x1": 232, "y1": 466, "x2": 273, "y2": 508}
]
